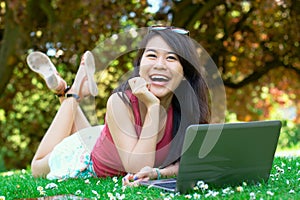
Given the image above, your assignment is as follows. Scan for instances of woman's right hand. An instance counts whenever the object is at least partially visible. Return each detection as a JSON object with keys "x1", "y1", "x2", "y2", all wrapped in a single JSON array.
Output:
[{"x1": 128, "y1": 77, "x2": 159, "y2": 107}]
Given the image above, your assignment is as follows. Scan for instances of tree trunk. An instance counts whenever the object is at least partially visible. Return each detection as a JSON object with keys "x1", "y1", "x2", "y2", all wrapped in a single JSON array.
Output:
[{"x1": 0, "y1": 1, "x2": 20, "y2": 97}]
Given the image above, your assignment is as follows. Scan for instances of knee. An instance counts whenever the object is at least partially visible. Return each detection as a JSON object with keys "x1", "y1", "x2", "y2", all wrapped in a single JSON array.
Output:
[
  {"x1": 31, "y1": 159, "x2": 49, "y2": 178},
  {"x1": 31, "y1": 160, "x2": 41, "y2": 177}
]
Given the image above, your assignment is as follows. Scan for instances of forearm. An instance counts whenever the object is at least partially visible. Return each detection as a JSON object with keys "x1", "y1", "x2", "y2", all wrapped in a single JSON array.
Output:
[
  {"x1": 125, "y1": 162, "x2": 180, "y2": 184},
  {"x1": 127, "y1": 104, "x2": 160, "y2": 170},
  {"x1": 158, "y1": 162, "x2": 179, "y2": 178}
]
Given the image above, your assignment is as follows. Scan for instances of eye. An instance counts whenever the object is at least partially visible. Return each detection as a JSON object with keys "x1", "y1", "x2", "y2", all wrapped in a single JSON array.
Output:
[
  {"x1": 146, "y1": 53, "x2": 157, "y2": 58},
  {"x1": 167, "y1": 55, "x2": 178, "y2": 61}
]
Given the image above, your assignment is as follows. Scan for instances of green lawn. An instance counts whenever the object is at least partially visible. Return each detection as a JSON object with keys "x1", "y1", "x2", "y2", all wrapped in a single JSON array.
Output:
[{"x1": 0, "y1": 156, "x2": 299, "y2": 200}]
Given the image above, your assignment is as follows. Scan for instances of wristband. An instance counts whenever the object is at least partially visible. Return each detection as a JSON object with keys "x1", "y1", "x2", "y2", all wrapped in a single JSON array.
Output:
[
  {"x1": 155, "y1": 168, "x2": 161, "y2": 180},
  {"x1": 66, "y1": 93, "x2": 80, "y2": 100}
]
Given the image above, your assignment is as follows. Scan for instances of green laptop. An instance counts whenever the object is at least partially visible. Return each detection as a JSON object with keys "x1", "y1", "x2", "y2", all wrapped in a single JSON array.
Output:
[{"x1": 140, "y1": 120, "x2": 282, "y2": 193}]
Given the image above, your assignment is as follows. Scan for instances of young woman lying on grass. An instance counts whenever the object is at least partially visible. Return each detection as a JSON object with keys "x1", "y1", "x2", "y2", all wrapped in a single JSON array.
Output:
[{"x1": 27, "y1": 26, "x2": 210, "y2": 186}]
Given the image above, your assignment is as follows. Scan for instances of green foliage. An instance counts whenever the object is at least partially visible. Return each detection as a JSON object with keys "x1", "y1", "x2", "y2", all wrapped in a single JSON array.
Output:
[
  {"x1": 226, "y1": 110, "x2": 300, "y2": 151},
  {"x1": 0, "y1": 157, "x2": 299, "y2": 199},
  {"x1": 278, "y1": 121, "x2": 300, "y2": 150}
]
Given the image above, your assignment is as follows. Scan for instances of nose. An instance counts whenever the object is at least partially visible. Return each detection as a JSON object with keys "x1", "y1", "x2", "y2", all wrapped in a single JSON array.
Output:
[{"x1": 153, "y1": 57, "x2": 166, "y2": 70}]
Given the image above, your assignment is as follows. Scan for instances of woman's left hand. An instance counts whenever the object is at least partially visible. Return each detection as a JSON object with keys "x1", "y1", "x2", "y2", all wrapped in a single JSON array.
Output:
[{"x1": 122, "y1": 166, "x2": 157, "y2": 187}]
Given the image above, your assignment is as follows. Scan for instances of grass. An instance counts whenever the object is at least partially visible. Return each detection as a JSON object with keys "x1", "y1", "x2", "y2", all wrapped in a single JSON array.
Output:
[{"x1": 0, "y1": 156, "x2": 299, "y2": 200}]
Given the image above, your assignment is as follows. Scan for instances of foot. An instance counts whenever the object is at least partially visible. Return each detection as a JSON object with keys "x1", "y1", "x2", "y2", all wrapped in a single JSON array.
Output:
[
  {"x1": 67, "y1": 51, "x2": 98, "y2": 100},
  {"x1": 27, "y1": 51, "x2": 67, "y2": 95}
]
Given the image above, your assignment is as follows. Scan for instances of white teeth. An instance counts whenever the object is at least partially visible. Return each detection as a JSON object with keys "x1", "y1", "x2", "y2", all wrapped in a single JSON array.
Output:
[{"x1": 150, "y1": 75, "x2": 169, "y2": 81}]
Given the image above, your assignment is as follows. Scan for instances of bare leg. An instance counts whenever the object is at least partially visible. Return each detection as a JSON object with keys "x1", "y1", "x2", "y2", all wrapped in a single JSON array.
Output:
[
  {"x1": 30, "y1": 51, "x2": 98, "y2": 177},
  {"x1": 59, "y1": 96, "x2": 92, "y2": 132},
  {"x1": 73, "y1": 107, "x2": 91, "y2": 131},
  {"x1": 31, "y1": 97, "x2": 80, "y2": 177}
]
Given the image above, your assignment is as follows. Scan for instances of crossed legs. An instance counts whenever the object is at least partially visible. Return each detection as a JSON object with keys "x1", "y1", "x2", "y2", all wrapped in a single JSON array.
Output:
[{"x1": 28, "y1": 51, "x2": 98, "y2": 177}]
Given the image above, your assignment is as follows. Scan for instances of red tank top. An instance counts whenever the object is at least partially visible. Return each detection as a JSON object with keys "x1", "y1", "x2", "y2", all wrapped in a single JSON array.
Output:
[{"x1": 91, "y1": 92, "x2": 173, "y2": 177}]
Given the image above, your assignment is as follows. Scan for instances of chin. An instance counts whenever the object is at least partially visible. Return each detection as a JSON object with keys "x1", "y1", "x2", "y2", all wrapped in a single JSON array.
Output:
[{"x1": 150, "y1": 88, "x2": 173, "y2": 98}]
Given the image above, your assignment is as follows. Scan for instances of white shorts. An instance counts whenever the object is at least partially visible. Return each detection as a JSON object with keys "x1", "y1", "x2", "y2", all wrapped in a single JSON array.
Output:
[{"x1": 47, "y1": 125, "x2": 103, "y2": 180}]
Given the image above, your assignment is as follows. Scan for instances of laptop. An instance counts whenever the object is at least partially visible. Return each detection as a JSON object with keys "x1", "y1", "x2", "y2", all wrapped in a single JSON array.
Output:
[{"x1": 140, "y1": 120, "x2": 282, "y2": 193}]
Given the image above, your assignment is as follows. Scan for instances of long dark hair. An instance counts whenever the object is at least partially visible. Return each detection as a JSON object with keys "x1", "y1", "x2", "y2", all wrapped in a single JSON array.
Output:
[{"x1": 114, "y1": 28, "x2": 211, "y2": 166}]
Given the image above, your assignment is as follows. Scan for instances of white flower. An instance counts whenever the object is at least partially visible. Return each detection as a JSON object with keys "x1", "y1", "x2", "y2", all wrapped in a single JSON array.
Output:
[
  {"x1": 222, "y1": 187, "x2": 231, "y2": 194},
  {"x1": 107, "y1": 192, "x2": 116, "y2": 200},
  {"x1": 205, "y1": 190, "x2": 219, "y2": 198},
  {"x1": 92, "y1": 190, "x2": 100, "y2": 198},
  {"x1": 96, "y1": 180, "x2": 101, "y2": 185},
  {"x1": 266, "y1": 191, "x2": 274, "y2": 196},
  {"x1": 37, "y1": 186, "x2": 43, "y2": 191},
  {"x1": 197, "y1": 182, "x2": 208, "y2": 190},
  {"x1": 160, "y1": 192, "x2": 166, "y2": 197},
  {"x1": 212, "y1": 191, "x2": 219, "y2": 197},
  {"x1": 107, "y1": 192, "x2": 113, "y2": 197},
  {"x1": 193, "y1": 193, "x2": 201, "y2": 199},
  {"x1": 286, "y1": 180, "x2": 290, "y2": 185},
  {"x1": 289, "y1": 189, "x2": 295, "y2": 194},
  {"x1": 236, "y1": 186, "x2": 243, "y2": 192},
  {"x1": 193, "y1": 186, "x2": 199, "y2": 190},
  {"x1": 39, "y1": 190, "x2": 46, "y2": 196},
  {"x1": 75, "y1": 190, "x2": 82, "y2": 195},
  {"x1": 84, "y1": 179, "x2": 90, "y2": 184},
  {"x1": 112, "y1": 176, "x2": 118, "y2": 183},
  {"x1": 184, "y1": 194, "x2": 192, "y2": 199},
  {"x1": 250, "y1": 192, "x2": 256, "y2": 200},
  {"x1": 116, "y1": 193, "x2": 125, "y2": 200},
  {"x1": 45, "y1": 183, "x2": 58, "y2": 189},
  {"x1": 4, "y1": 171, "x2": 14, "y2": 176},
  {"x1": 19, "y1": 175, "x2": 26, "y2": 179},
  {"x1": 196, "y1": 180, "x2": 204, "y2": 187}
]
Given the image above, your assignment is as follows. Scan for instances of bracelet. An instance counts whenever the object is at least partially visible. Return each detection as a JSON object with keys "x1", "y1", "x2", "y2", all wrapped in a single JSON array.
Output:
[
  {"x1": 154, "y1": 168, "x2": 161, "y2": 180},
  {"x1": 65, "y1": 93, "x2": 80, "y2": 100}
]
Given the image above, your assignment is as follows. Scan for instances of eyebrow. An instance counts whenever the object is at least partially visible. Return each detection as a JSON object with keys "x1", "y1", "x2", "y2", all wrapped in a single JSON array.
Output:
[{"x1": 145, "y1": 48, "x2": 177, "y2": 55}]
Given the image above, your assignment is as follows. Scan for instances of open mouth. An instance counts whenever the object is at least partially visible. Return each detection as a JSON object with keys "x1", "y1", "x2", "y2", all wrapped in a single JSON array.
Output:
[{"x1": 150, "y1": 75, "x2": 170, "y2": 82}]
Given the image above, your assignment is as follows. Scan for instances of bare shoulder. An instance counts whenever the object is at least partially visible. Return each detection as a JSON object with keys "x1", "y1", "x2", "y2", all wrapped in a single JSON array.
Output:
[
  {"x1": 107, "y1": 92, "x2": 130, "y2": 106},
  {"x1": 106, "y1": 92, "x2": 135, "y2": 131},
  {"x1": 106, "y1": 92, "x2": 132, "y2": 119}
]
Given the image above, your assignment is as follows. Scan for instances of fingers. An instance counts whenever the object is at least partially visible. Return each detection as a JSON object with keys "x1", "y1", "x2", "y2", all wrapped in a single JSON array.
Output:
[
  {"x1": 122, "y1": 166, "x2": 155, "y2": 187},
  {"x1": 128, "y1": 77, "x2": 150, "y2": 93},
  {"x1": 122, "y1": 173, "x2": 140, "y2": 187},
  {"x1": 122, "y1": 172, "x2": 151, "y2": 187}
]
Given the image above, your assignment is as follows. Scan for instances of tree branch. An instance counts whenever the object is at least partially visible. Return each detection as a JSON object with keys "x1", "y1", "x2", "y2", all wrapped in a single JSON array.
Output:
[{"x1": 223, "y1": 60, "x2": 299, "y2": 88}]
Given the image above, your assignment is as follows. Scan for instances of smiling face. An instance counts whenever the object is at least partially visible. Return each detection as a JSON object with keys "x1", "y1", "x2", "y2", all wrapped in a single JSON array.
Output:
[{"x1": 139, "y1": 36, "x2": 184, "y2": 98}]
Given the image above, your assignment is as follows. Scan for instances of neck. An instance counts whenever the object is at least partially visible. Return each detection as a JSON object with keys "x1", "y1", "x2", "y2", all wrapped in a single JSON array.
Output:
[{"x1": 159, "y1": 93, "x2": 173, "y2": 110}]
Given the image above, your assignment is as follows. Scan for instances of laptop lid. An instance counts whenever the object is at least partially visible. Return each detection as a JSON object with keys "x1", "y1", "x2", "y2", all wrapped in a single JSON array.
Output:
[{"x1": 176, "y1": 120, "x2": 282, "y2": 193}]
